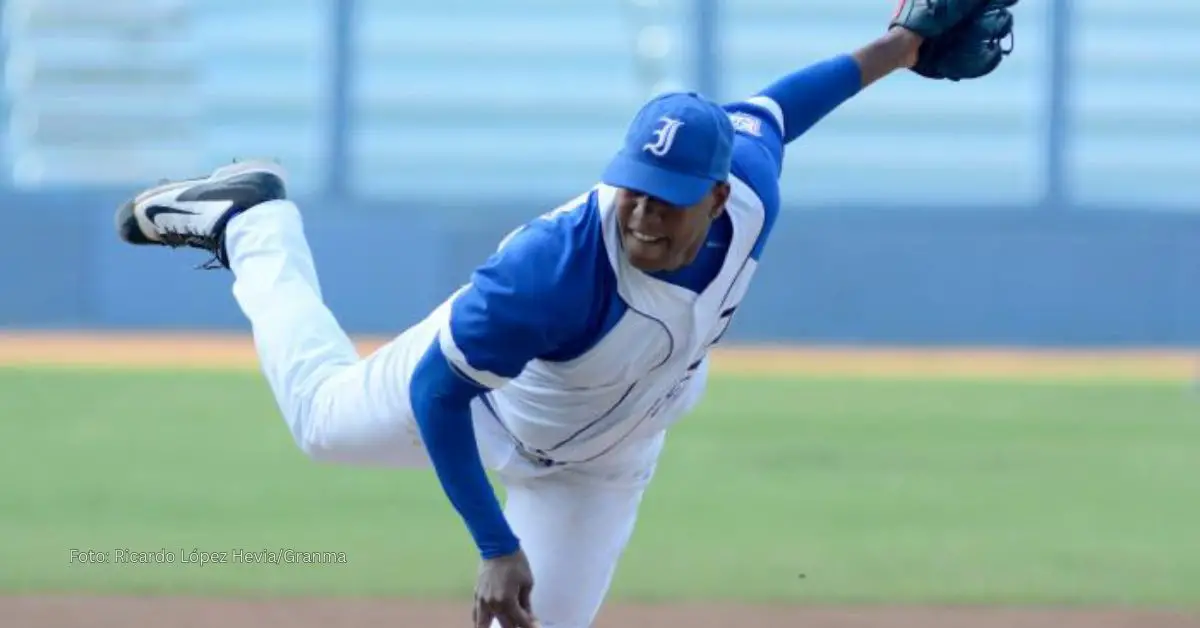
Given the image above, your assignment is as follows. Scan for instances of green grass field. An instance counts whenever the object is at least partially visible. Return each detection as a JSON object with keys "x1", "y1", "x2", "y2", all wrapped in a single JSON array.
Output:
[{"x1": 1, "y1": 367, "x2": 1198, "y2": 607}]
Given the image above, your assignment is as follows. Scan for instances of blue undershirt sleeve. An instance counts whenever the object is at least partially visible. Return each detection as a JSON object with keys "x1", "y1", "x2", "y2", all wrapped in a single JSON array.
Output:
[
  {"x1": 720, "y1": 54, "x2": 864, "y2": 262},
  {"x1": 407, "y1": 193, "x2": 598, "y2": 559},
  {"x1": 408, "y1": 343, "x2": 510, "y2": 556},
  {"x1": 752, "y1": 53, "x2": 864, "y2": 145}
]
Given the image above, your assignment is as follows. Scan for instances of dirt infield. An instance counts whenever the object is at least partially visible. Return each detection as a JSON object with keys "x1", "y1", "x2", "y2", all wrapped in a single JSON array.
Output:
[
  {"x1": 0, "y1": 331, "x2": 1196, "y2": 381},
  {"x1": 4, "y1": 596, "x2": 1199, "y2": 628},
  {"x1": 3, "y1": 332, "x2": 1198, "y2": 627}
]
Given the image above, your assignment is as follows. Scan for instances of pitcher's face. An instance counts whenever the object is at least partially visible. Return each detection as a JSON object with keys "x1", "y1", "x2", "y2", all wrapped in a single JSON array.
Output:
[{"x1": 615, "y1": 182, "x2": 730, "y2": 272}]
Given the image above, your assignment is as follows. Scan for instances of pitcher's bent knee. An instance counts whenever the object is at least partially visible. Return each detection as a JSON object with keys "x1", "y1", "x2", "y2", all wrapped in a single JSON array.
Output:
[{"x1": 277, "y1": 360, "x2": 428, "y2": 467}]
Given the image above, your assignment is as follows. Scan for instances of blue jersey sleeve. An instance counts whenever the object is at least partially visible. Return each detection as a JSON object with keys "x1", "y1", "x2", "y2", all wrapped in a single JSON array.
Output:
[
  {"x1": 408, "y1": 191, "x2": 605, "y2": 559},
  {"x1": 439, "y1": 191, "x2": 602, "y2": 385}
]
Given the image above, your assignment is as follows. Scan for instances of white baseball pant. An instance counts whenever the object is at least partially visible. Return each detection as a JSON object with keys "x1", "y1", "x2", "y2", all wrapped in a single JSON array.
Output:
[{"x1": 223, "y1": 199, "x2": 701, "y2": 627}]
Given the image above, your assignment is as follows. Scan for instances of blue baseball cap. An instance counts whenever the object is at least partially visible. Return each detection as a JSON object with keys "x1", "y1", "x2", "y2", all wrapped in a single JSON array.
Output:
[{"x1": 601, "y1": 91, "x2": 734, "y2": 207}]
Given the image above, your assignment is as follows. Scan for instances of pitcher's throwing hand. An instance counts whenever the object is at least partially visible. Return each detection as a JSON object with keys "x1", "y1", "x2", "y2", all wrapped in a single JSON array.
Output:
[{"x1": 474, "y1": 548, "x2": 537, "y2": 628}]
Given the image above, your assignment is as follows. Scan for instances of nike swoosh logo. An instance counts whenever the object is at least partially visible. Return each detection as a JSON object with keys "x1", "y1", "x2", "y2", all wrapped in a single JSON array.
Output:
[{"x1": 144, "y1": 205, "x2": 198, "y2": 223}]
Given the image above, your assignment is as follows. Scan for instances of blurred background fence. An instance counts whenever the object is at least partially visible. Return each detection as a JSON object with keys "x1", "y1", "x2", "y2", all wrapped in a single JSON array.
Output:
[{"x1": 0, "y1": 0, "x2": 1198, "y2": 346}]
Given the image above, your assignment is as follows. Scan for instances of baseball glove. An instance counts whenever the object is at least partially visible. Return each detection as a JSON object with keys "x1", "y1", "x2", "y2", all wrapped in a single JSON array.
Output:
[{"x1": 890, "y1": 0, "x2": 1019, "y2": 81}]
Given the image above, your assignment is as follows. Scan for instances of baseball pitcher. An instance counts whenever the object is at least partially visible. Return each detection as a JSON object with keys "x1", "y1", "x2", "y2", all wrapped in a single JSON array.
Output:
[{"x1": 115, "y1": 2, "x2": 1018, "y2": 626}]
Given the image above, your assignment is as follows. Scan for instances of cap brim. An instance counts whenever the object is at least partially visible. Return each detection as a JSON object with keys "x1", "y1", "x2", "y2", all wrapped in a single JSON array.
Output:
[{"x1": 601, "y1": 153, "x2": 714, "y2": 207}]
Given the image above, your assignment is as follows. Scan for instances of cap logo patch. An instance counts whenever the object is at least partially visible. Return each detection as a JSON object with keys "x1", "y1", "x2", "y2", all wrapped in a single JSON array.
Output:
[{"x1": 643, "y1": 117, "x2": 685, "y2": 157}]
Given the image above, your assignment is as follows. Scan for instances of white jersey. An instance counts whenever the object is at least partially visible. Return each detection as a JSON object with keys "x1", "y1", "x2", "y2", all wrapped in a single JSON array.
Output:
[
  {"x1": 478, "y1": 181, "x2": 765, "y2": 464},
  {"x1": 399, "y1": 98, "x2": 786, "y2": 467}
]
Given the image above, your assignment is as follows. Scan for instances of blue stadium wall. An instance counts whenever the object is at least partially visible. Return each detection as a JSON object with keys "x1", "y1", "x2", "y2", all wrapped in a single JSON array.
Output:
[{"x1": 4, "y1": 189, "x2": 1200, "y2": 347}]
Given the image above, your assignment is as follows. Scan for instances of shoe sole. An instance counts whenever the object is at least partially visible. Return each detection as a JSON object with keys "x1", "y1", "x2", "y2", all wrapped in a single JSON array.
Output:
[{"x1": 115, "y1": 159, "x2": 286, "y2": 246}]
